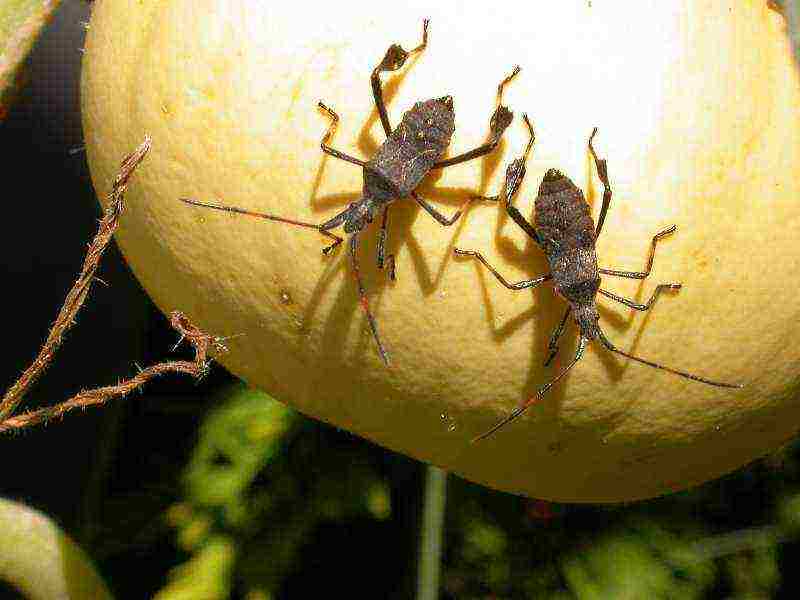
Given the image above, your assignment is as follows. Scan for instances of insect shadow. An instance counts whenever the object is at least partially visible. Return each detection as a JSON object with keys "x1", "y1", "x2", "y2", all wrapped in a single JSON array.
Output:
[
  {"x1": 181, "y1": 20, "x2": 517, "y2": 366},
  {"x1": 454, "y1": 115, "x2": 744, "y2": 442}
]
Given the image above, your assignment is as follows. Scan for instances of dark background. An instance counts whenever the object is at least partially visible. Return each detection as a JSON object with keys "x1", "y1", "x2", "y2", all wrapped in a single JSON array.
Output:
[
  {"x1": 2, "y1": 3, "x2": 800, "y2": 599},
  {"x1": 1, "y1": 9, "x2": 427, "y2": 598},
  {"x1": 0, "y1": 1, "x2": 233, "y2": 595}
]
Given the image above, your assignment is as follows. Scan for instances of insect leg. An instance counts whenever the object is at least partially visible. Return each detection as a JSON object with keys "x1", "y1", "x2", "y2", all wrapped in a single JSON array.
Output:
[
  {"x1": 598, "y1": 284, "x2": 682, "y2": 311},
  {"x1": 472, "y1": 337, "x2": 588, "y2": 443},
  {"x1": 371, "y1": 19, "x2": 429, "y2": 137},
  {"x1": 180, "y1": 198, "x2": 344, "y2": 255},
  {"x1": 453, "y1": 248, "x2": 552, "y2": 290},
  {"x1": 411, "y1": 191, "x2": 480, "y2": 227},
  {"x1": 473, "y1": 112, "x2": 535, "y2": 203},
  {"x1": 431, "y1": 66, "x2": 519, "y2": 169},
  {"x1": 317, "y1": 102, "x2": 366, "y2": 167},
  {"x1": 596, "y1": 329, "x2": 743, "y2": 389},
  {"x1": 599, "y1": 225, "x2": 677, "y2": 279},
  {"x1": 475, "y1": 114, "x2": 543, "y2": 245},
  {"x1": 377, "y1": 206, "x2": 396, "y2": 281},
  {"x1": 349, "y1": 233, "x2": 390, "y2": 366},
  {"x1": 504, "y1": 114, "x2": 543, "y2": 244},
  {"x1": 543, "y1": 306, "x2": 572, "y2": 366},
  {"x1": 588, "y1": 128, "x2": 612, "y2": 237}
]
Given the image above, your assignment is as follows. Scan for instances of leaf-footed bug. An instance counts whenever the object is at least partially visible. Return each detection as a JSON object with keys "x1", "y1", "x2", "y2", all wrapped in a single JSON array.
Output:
[
  {"x1": 454, "y1": 115, "x2": 744, "y2": 442},
  {"x1": 181, "y1": 20, "x2": 517, "y2": 366}
]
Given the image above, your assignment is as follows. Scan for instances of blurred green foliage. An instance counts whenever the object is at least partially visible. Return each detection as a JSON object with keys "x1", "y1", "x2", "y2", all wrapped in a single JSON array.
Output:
[
  {"x1": 89, "y1": 381, "x2": 798, "y2": 599},
  {"x1": 152, "y1": 384, "x2": 392, "y2": 599}
]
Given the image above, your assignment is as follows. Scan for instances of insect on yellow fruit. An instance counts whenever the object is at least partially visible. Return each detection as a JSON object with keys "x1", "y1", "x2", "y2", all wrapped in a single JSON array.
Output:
[
  {"x1": 455, "y1": 118, "x2": 743, "y2": 443},
  {"x1": 82, "y1": 0, "x2": 800, "y2": 502},
  {"x1": 179, "y1": 21, "x2": 519, "y2": 367}
]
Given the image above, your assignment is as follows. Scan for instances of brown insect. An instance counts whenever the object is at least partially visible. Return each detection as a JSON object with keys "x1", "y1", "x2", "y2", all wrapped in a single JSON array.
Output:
[
  {"x1": 454, "y1": 115, "x2": 743, "y2": 442},
  {"x1": 181, "y1": 21, "x2": 516, "y2": 366}
]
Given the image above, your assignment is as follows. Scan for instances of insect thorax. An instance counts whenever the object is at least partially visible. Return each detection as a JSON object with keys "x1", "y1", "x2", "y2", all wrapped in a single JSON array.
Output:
[{"x1": 362, "y1": 167, "x2": 399, "y2": 204}]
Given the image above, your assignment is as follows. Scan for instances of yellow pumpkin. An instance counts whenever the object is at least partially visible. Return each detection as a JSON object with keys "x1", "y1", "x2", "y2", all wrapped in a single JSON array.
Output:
[{"x1": 82, "y1": 0, "x2": 800, "y2": 501}]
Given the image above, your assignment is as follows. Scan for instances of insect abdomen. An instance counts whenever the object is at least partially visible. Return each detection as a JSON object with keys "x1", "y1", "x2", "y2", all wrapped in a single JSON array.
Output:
[
  {"x1": 367, "y1": 99, "x2": 455, "y2": 198},
  {"x1": 534, "y1": 169, "x2": 600, "y2": 302}
]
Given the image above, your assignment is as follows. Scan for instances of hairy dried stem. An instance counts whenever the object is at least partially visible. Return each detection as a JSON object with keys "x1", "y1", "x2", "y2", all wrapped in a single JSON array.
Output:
[
  {"x1": 0, "y1": 136, "x2": 224, "y2": 433},
  {"x1": 0, "y1": 312, "x2": 227, "y2": 433},
  {"x1": 0, "y1": 136, "x2": 152, "y2": 421}
]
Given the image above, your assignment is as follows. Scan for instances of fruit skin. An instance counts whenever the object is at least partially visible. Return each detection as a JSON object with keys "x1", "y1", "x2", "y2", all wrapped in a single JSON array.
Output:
[
  {"x1": 81, "y1": 0, "x2": 800, "y2": 502},
  {"x1": 0, "y1": 0, "x2": 63, "y2": 120}
]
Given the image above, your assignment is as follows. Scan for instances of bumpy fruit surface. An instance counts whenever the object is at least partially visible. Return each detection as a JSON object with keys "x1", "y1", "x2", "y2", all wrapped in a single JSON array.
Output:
[{"x1": 82, "y1": 0, "x2": 800, "y2": 501}]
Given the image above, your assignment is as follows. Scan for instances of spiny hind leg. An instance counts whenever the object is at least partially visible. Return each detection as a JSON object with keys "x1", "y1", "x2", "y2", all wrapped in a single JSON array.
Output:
[
  {"x1": 471, "y1": 113, "x2": 542, "y2": 244},
  {"x1": 432, "y1": 66, "x2": 518, "y2": 169},
  {"x1": 371, "y1": 19, "x2": 429, "y2": 137},
  {"x1": 413, "y1": 114, "x2": 536, "y2": 230},
  {"x1": 588, "y1": 128, "x2": 613, "y2": 237}
]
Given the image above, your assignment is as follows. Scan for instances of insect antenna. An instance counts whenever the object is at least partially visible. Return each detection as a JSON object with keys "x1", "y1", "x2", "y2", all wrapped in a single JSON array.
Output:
[
  {"x1": 596, "y1": 330, "x2": 743, "y2": 389},
  {"x1": 349, "y1": 234, "x2": 390, "y2": 366},
  {"x1": 472, "y1": 337, "x2": 588, "y2": 443},
  {"x1": 180, "y1": 198, "x2": 344, "y2": 254}
]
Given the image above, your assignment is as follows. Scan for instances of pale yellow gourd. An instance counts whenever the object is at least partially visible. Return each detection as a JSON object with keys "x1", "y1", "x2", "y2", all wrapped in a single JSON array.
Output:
[{"x1": 82, "y1": 0, "x2": 800, "y2": 501}]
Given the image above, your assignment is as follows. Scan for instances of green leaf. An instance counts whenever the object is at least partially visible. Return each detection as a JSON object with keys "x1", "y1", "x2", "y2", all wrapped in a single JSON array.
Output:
[
  {"x1": 153, "y1": 536, "x2": 236, "y2": 600},
  {"x1": 561, "y1": 520, "x2": 716, "y2": 600},
  {"x1": 0, "y1": 496, "x2": 113, "y2": 600},
  {"x1": 158, "y1": 382, "x2": 391, "y2": 598}
]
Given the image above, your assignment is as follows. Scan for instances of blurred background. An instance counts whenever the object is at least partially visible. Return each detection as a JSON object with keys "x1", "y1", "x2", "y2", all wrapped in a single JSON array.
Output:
[{"x1": 1, "y1": 2, "x2": 800, "y2": 598}]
